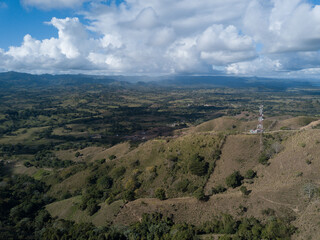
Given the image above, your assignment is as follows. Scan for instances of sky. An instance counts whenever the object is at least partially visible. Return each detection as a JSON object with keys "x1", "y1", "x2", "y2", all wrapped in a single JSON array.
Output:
[{"x1": 1, "y1": 0, "x2": 320, "y2": 78}]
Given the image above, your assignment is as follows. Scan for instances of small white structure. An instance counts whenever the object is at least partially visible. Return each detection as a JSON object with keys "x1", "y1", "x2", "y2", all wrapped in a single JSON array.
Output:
[{"x1": 250, "y1": 105, "x2": 264, "y2": 134}]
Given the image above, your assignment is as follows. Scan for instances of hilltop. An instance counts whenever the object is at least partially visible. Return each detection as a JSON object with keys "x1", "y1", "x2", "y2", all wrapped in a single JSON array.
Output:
[{"x1": 11, "y1": 115, "x2": 318, "y2": 239}]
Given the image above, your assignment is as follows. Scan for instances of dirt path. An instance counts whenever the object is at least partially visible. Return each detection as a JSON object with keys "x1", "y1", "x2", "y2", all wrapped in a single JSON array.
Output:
[
  {"x1": 300, "y1": 119, "x2": 320, "y2": 130},
  {"x1": 258, "y1": 196, "x2": 300, "y2": 213}
]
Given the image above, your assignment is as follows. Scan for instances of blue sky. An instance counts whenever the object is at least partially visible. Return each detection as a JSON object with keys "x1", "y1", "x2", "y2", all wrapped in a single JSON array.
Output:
[
  {"x1": 0, "y1": 0, "x2": 66, "y2": 49},
  {"x1": 0, "y1": 0, "x2": 320, "y2": 78},
  {"x1": 0, "y1": 0, "x2": 125, "y2": 50}
]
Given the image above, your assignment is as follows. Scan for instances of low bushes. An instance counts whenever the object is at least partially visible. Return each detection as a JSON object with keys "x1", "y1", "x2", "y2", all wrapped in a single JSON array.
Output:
[{"x1": 226, "y1": 171, "x2": 243, "y2": 188}]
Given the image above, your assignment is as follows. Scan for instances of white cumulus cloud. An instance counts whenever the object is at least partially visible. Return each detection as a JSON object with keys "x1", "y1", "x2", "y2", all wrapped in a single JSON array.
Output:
[
  {"x1": 1, "y1": 0, "x2": 320, "y2": 77},
  {"x1": 197, "y1": 25, "x2": 257, "y2": 65},
  {"x1": 226, "y1": 57, "x2": 282, "y2": 75},
  {"x1": 244, "y1": 0, "x2": 320, "y2": 53},
  {"x1": 1, "y1": 17, "x2": 124, "y2": 73}
]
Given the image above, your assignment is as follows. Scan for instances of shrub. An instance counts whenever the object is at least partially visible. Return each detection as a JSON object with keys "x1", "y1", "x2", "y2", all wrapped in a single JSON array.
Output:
[
  {"x1": 109, "y1": 155, "x2": 117, "y2": 160},
  {"x1": 240, "y1": 186, "x2": 250, "y2": 196},
  {"x1": 155, "y1": 188, "x2": 166, "y2": 200},
  {"x1": 303, "y1": 183, "x2": 320, "y2": 199},
  {"x1": 221, "y1": 214, "x2": 238, "y2": 234},
  {"x1": 211, "y1": 185, "x2": 226, "y2": 194},
  {"x1": 261, "y1": 218, "x2": 296, "y2": 239},
  {"x1": 61, "y1": 191, "x2": 72, "y2": 200},
  {"x1": 261, "y1": 208, "x2": 275, "y2": 216},
  {"x1": 271, "y1": 142, "x2": 284, "y2": 154},
  {"x1": 105, "y1": 195, "x2": 114, "y2": 205},
  {"x1": 169, "y1": 224, "x2": 197, "y2": 240},
  {"x1": 125, "y1": 177, "x2": 141, "y2": 191},
  {"x1": 198, "y1": 214, "x2": 238, "y2": 235},
  {"x1": 175, "y1": 179, "x2": 190, "y2": 193},
  {"x1": 24, "y1": 161, "x2": 33, "y2": 168},
  {"x1": 131, "y1": 159, "x2": 140, "y2": 167},
  {"x1": 189, "y1": 154, "x2": 209, "y2": 176},
  {"x1": 79, "y1": 201, "x2": 87, "y2": 211},
  {"x1": 238, "y1": 205, "x2": 247, "y2": 214},
  {"x1": 83, "y1": 185, "x2": 103, "y2": 201},
  {"x1": 244, "y1": 169, "x2": 256, "y2": 179},
  {"x1": 226, "y1": 171, "x2": 243, "y2": 188},
  {"x1": 124, "y1": 190, "x2": 135, "y2": 201},
  {"x1": 97, "y1": 176, "x2": 113, "y2": 190},
  {"x1": 86, "y1": 199, "x2": 100, "y2": 216},
  {"x1": 258, "y1": 153, "x2": 269, "y2": 165},
  {"x1": 96, "y1": 158, "x2": 105, "y2": 164},
  {"x1": 194, "y1": 188, "x2": 206, "y2": 201},
  {"x1": 86, "y1": 175, "x2": 97, "y2": 185},
  {"x1": 168, "y1": 155, "x2": 178, "y2": 162},
  {"x1": 112, "y1": 166, "x2": 126, "y2": 179},
  {"x1": 212, "y1": 149, "x2": 222, "y2": 160}
]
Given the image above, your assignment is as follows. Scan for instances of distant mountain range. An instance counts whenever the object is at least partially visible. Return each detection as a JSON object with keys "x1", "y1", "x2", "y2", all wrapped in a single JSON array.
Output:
[
  {"x1": 0, "y1": 71, "x2": 317, "y2": 90},
  {"x1": 0, "y1": 71, "x2": 118, "y2": 89}
]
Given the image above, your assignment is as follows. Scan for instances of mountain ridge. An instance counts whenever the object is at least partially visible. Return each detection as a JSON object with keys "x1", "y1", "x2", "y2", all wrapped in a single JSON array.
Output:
[{"x1": 0, "y1": 71, "x2": 317, "y2": 90}]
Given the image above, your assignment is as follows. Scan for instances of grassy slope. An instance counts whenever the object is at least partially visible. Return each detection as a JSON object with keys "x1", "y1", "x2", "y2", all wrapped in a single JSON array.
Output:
[
  {"x1": 55, "y1": 142, "x2": 131, "y2": 162},
  {"x1": 44, "y1": 116, "x2": 320, "y2": 239},
  {"x1": 204, "y1": 134, "x2": 261, "y2": 193},
  {"x1": 46, "y1": 196, "x2": 125, "y2": 226}
]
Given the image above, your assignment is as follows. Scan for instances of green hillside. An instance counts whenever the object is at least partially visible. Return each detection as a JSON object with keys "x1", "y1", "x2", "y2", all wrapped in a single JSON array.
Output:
[
  {"x1": 31, "y1": 116, "x2": 319, "y2": 239},
  {"x1": 2, "y1": 77, "x2": 320, "y2": 239}
]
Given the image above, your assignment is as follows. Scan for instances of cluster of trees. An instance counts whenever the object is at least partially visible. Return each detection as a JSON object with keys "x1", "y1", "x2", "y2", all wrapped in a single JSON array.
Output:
[
  {"x1": 29, "y1": 150, "x2": 74, "y2": 168},
  {"x1": 0, "y1": 174, "x2": 120, "y2": 239},
  {"x1": 128, "y1": 213, "x2": 197, "y2": 240},
  {"x1": 78, "y1": 164, "x2": 131, "y2": 215},
  {"x1": 0, "y1": 173, "x2": 198, "y2": 239},
  {"x1": 0, "y1": 175, "x2": 53, "y2": 239},
  {"x1": 80, "y1": 175, "x2": 113, "y2": 215},
  {"x1": 4, "y1": 108, "x2": 93, "y2": 121},
  {"x1": 199, "y1": 214, "x2": 296, "y2": 240},
  {"x1": 225, "y1": 169, "x2": 256, "y2": 190},
  {"x1": 0, "y1": 152, "x2": 296, "y2": 240},
  {"x1": 38, "y1": 212, "x2": 198, "y2": 240},
  {"x1": 0, "y1": 143, "x2": 44, "y2": 156}
]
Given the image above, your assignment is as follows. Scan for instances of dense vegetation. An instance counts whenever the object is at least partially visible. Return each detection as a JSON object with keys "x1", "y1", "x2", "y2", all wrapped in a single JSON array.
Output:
[
  {"x1": 0, "y1": 175, "x2": 53, "y2": 239},
  {"x1": 0, "y1": 173, "x2": 295, "y2": 240}
]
